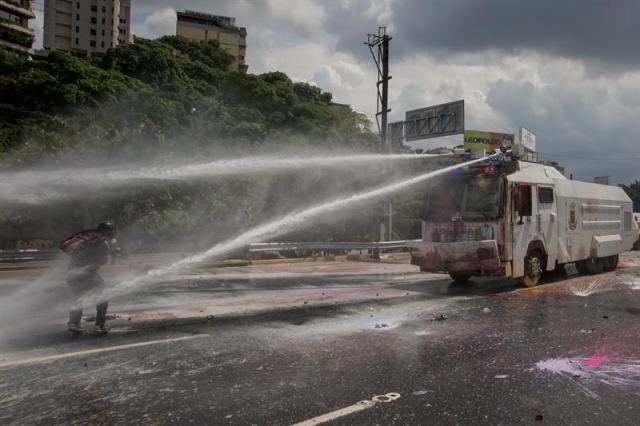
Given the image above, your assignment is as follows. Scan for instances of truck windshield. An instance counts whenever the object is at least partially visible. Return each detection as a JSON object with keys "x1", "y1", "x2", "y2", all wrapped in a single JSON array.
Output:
[{"x1": 423, "y1": 175, "x2": 503, "y2": 221}]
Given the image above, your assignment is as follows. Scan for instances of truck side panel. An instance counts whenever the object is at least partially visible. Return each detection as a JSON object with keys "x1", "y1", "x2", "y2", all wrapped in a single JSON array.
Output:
[{"x1": 554, "y1": 179, "x2": 635, "y2": 263}]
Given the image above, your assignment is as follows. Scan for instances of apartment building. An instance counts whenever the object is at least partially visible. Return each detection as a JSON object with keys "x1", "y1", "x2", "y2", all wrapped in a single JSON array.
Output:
[
  {"x1": 43, "y1": 0, "x2": 132, "y2": 57},
  {"x1": 0, "y1": 0, "x2": 36, "y2": 55},
  {"x1": 176, "y1": 10, "x2": 248, "y2": 73}
]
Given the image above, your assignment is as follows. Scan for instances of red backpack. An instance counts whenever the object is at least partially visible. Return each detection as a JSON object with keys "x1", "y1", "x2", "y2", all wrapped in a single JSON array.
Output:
[{"x1": 59, "y1": 231, "x2": 97, "y2": 255}]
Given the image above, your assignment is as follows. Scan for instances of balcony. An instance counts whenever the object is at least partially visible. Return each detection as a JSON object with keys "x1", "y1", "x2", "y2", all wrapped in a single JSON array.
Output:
[
  {"x1": 0, "y1": 35, "x2": 33, "y2": 54},
  {"x1": 0, "y1": 19, "x2": 34, "y2": 48},
  {"x1": 0, "y1": 0, "x2": 36, "y2": 19}
]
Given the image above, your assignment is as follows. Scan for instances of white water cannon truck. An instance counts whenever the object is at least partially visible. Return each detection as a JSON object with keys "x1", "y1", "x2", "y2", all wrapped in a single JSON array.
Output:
[{"x1": 409, "y1": 147, "x2": 639, "y2": 286}]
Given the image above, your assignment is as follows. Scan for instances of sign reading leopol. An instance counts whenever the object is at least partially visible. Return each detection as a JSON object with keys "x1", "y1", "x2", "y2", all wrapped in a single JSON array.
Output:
[
  {"x1": 463, "y1": 130, "x2": 514, "y2": 151},
  {"x1": 404, "y1": 100, "x2": 464, "y2": 141},
  {"x1": 520, "y1": 127, "x2": 536, "y2": 152}
]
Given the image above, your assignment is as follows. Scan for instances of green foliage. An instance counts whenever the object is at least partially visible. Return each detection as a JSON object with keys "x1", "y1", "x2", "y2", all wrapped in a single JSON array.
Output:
[
  {"x1": 620, "y1": 181, "x2": 640, "y2": 211},
  {"x1": 0, "y1": 36, "x2": 376, "y2": 167},
  {"x1": 0, "y1": 25, "x2": 34, "y2": 47},
  {"x1": 0, "y1": 36, "x2": 382, "y2": 249}
]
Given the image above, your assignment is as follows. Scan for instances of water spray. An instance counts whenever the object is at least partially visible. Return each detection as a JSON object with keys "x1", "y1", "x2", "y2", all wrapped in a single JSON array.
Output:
[
  {"x1": 101, "y1": 153, "x2": 497, "y2": 299},
  {"x1": 0, "y1": 153, "x2": 446, "y2": 205}
]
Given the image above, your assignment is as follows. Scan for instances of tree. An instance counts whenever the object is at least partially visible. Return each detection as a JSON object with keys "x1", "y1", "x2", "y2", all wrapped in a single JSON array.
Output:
[{"x1": 620, "y1": 181, "x2": 640, "y2": 211}]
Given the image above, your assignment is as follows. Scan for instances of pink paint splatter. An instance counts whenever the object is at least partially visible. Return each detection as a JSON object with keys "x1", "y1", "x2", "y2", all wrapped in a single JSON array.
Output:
[
  {"x1": 535, "y1": 356, "x2": 640, "y2": 398},
  {"x1": 582, "y1": 355, "x2": 609, "y2": 367}
]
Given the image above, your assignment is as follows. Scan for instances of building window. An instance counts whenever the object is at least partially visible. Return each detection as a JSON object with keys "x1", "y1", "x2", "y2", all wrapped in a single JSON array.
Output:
[
  {"x1": 101, "y1": 41, "x2": 105, "y2": 48},
  {"x1": 101, "y1": 29, "x2": 105, "y2": 36},
  {"x1": 76, "y1": 14, "x2": 79, "y2": 21},
  {"x1": 102, "y1": 6, "x2": 106, "y2": 13},
  {"x1": 119, "y1": 18, "x2": 126, "y2": 24},
  {"x1": 75, "y1": 38, "x2": 79, "y2": 45},
  {"x1": 90, "y1": 40, "x2": 96, "y2": 47},
  {"x1": 118, "y1": 28, "x2": 125, "y2": 35},
  {"x1": 91, "y1": 5, "x2": 97, "y2": 12},
  {"x1": 102, "y1": 18, "x2": 105, "y2": 24},
  {"x1": 75, "y1": 26, "x2": 79, "y2": 33},
  {"x1": 91, "y1": 17, "x2": 97, "y2": 24},
  {"x1": 76, "y1": 2, "x2": 80, "y2": 8},
  {"x1": 90, "y1": 29, "x2": 96, "y2": 36}
]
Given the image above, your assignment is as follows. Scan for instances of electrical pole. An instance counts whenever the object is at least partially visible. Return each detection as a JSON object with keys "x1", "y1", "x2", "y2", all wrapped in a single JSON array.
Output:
[
  {"x1": 365, "y1": 27, "x2": 392, "y2": 150},
  {"x1": 365, "y1": 27, "x2": 393, "y2": 242}
]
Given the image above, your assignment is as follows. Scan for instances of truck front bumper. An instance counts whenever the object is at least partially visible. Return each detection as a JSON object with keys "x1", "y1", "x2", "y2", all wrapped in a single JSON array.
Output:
[{"x1": 408, "y1": 240, "x2": 502, "y2": 275}]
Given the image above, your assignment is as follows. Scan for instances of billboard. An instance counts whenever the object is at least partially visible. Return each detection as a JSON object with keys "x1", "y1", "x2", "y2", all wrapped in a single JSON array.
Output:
[
  {"x1": 463, "y1": 130, "x2": 514, "y2": 151},
  {"x1": 404, "y1": 100, "x2": 464, "y2": 141},
  {"x1": 520, "y1": 127, "x2": 536, "y2": 152}
]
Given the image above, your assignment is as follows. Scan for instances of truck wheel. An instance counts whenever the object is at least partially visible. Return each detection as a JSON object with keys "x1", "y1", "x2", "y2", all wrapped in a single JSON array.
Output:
[
  {"x1": 522, "y1": 250, "x2": 544, "y2": 287},
  {"x1": 575, "y1": 260, "x2": 587, "y2": 275},
  {"x1": 603, "y1": 255, "x2": 619, "y2": 272},
  {"x1": 449, "y1": 272, "x2": 471, "y2": 283},
  {"x1": 583, "y1": 257, "x2": 603, "y2": 275}
]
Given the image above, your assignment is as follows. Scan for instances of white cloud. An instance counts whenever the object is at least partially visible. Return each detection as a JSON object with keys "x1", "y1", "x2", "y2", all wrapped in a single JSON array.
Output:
[
  {"x1": 266, "y1": 0, "x2": 326, "y2": 32},
  {"x1": 135, "y1": 7, "x2": 177, "y2": 39}
]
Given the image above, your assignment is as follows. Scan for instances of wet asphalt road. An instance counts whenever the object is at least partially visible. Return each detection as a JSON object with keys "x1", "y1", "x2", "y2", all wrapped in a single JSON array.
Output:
[{"x1": 2, "y1": 261, "x2": 640, "y2": 425}]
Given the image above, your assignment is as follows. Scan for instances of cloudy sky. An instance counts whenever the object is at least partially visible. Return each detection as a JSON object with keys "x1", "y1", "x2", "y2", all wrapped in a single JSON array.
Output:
[{"x1": 31, "y1": 0, "x2": 640, "y2": 183}]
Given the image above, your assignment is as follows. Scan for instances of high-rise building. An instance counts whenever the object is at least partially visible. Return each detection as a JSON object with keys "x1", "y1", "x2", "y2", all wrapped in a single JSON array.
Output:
[
  {"x1": 43, "y1": 0, "x2": 132, "y2": 57},
  {"x1": 0, "y1": 0, "x2": 36, "y2": 55},
  {"x1": 176, "y1": 10, "x2": 248, "y2": 73}
]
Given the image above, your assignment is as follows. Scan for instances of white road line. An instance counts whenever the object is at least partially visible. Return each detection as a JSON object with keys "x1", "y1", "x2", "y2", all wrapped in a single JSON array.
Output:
[
  {"x1": 0, "y1": 334, "x2": 208, "y2": 369},
  {"x1": 291, "y1": 393, "x2": 400, "y2": 426}
]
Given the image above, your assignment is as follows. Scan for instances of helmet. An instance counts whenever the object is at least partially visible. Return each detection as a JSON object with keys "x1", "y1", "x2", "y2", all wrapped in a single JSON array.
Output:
[{"x1": 97, "y1": 222, "x2": 116, "y2": 237}]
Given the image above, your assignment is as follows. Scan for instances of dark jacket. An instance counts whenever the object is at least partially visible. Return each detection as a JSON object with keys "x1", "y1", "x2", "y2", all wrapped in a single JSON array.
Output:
[{"x1": 60, "y1": 230, "x2": 112, "y2": 271}]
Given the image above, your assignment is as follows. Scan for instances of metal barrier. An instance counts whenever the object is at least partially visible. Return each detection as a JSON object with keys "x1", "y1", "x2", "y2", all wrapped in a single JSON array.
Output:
[
  {"x1": 0, "y1": 249, "x2": 59, "y2": 263},
  {"x1": 247, "y1": 241, "x2": 408, "y2": 259},
  {"x1": 0, "y1": 241, "x2": 410, "y2": 263}
]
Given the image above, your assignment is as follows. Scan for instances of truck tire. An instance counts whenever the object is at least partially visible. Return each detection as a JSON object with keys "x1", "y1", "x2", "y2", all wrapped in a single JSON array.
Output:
[
  {"x1": 582, "y1": 257, "x2": 603, "y2": 275},
  {"x1": 449, "y1": 272, "x2": 471, "y2": 283},
  {"x1": 603, "y1": 255, "x2": 619, "y2": 272},
  {"x1": 575, "y1": 260, "x2": 587, "y2": 275},
  {"x1": 522, "y1": 250, "x2": 544, "y2": 287}
]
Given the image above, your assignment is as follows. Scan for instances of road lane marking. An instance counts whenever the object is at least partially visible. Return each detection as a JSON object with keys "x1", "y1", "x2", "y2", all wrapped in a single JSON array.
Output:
[
  {"x1": 0, "y1": 334, "x2": 208, "y2": 369},
  {"x1": 291, "y1": 392, "x2": 400, "y2": 426}
]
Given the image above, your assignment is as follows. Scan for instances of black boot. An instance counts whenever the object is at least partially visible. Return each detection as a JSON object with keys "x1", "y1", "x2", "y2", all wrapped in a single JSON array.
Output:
[{"x1": 93, "y1": 301, "x2": 109, "y2": 335}]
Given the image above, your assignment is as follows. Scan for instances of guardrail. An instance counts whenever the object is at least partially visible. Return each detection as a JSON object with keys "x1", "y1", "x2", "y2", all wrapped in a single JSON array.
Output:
[
  {"x1": 0, "y1": 249, "x2": 59, "y2": 263},
  {"x1": 248, "y1": 241, "x2": 408, "y2": 259},
  {"x1": 0, "y1": 241, "x2": 411, "y2": 264}
]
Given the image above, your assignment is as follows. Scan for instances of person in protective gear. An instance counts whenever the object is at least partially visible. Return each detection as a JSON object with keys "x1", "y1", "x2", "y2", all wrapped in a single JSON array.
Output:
[{"x1": 60, "y1": 222, "x2": 118, "y2": 335}]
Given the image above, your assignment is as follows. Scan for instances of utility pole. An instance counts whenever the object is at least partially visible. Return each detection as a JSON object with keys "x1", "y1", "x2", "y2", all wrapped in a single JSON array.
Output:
[
  {"x1": 365, "y1": 27, "x2": 393, "y2": 241},
  {"x1": 365, "y1": 27, "x2": 392, "y2": 151}
]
